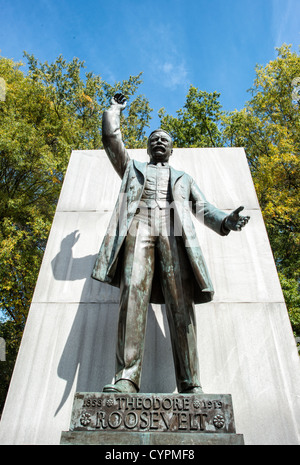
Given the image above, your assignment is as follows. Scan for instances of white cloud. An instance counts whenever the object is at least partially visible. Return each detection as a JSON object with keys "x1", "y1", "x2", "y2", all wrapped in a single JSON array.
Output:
[
  {"x1": 272, "y1": 0, "x2": 300, "y2": 47},
  {"x1": 130, "y1": 19, "x2": 190, "y2": 90},
  {"x1": 160, "y1": 61, "x2": 189, "y2": 89}
]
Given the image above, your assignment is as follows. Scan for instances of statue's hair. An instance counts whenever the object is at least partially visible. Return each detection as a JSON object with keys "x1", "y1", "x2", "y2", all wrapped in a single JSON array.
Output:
[{"x1": 148, "y1": 129, "x2": 172, "y2": 141}]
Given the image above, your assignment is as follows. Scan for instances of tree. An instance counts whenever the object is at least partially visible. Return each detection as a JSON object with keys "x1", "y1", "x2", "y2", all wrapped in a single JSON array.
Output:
[
  {"x1": 24, "y1": 53, "x2": 152, "y2": 149},
  {"x1": 0, "y1": 320, "x2": 20, "y2": 416},
  {"x1": 0, "y1": 53, "x2": 152, "y2": 412},
  {"x1": 158, "y1": 86, "x2": 224, "y2": 147},
  {"x1": 157, "y1": 46, "x2": 300, "y2": 347},
  {"x1": 222, "y1": 45, "x2": 300, "y2": 344},
  {"x1": 0, "y1": 54, "x2": 152, "y2": 323}
]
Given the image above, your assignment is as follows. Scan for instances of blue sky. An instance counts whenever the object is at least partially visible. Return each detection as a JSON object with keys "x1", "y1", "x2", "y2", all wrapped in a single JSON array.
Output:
[{"x1": 0, "y1": 0, "x2": 299, "y2": 131}]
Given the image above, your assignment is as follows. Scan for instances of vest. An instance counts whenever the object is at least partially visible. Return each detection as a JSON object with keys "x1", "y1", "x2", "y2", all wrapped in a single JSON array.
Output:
[{"x1": 139, "y1": 163, "x2": 172, "y2": 209}]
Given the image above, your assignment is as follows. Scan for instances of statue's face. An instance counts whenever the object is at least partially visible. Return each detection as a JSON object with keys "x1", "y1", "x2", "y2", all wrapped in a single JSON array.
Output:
[{"x1": 147, "y1": 131, "x2": 173, "y2": 163}]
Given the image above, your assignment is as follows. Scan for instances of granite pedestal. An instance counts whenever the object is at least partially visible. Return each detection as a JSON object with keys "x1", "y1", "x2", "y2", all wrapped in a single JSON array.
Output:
[{"x1": 0, "y1": 148, "x2": 299, "y2": 445}]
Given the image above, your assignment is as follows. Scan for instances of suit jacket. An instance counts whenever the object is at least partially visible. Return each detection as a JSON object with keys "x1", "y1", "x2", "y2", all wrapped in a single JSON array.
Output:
[{"x1": 92, "y1": 107, "x2": 230, "y2": 304}]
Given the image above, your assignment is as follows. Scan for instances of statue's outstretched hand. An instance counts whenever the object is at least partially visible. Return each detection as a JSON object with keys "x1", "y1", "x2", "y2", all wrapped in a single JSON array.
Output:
[
  {"x1": 111, "y1": 92, "x2": 127, "y2": 111},
  {"x1": 225, "y1": 206, "x2": 250, "y2": 231}
]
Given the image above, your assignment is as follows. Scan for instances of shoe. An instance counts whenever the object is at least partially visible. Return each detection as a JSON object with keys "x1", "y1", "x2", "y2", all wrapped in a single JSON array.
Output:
[
  {"x1": 181, "y1": 386, "x2": 203, "y2": 394},
  {"x1": 103, "y1": 379, "x2": 138, "y2": 393}
]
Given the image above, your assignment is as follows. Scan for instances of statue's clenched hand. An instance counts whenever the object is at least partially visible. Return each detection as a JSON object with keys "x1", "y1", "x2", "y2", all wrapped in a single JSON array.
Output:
[
  {"x1": 111, "y1": 93, "x2": 127, "y2": 111},
  {"x1": 224, "y1": 206, "x2": 250, "y2": 231}
]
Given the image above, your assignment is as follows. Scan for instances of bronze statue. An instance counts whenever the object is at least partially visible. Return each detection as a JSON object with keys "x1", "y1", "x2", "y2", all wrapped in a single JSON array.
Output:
[{"x1": 92, "y1": 93, "x2": 249, "y2": 394}]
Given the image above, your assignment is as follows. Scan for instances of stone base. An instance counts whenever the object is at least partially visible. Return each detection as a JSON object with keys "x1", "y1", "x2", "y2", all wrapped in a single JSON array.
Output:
[
  {"x1": 60, "y1": 392, "x2": 244, "y2": 445},
  {"x1": 60, "y1": 430, "x2": 244, "y2": 445}
]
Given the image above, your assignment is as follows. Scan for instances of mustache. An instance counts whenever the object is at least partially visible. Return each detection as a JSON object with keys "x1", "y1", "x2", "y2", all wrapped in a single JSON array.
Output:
[{"x1": 153, "y1": 144, "x2": 166, "y2": 150}]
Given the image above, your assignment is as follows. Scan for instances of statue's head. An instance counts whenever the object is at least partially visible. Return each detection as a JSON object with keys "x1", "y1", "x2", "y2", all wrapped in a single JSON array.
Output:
[{"x1": 147, "y1": 129, "x2": 173, "y2": 163}]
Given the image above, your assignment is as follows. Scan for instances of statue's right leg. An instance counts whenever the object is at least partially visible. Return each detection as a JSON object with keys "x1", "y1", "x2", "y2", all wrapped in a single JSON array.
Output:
[{"x1": 104, "y1": 217, "x2": 155, "y2": 393}]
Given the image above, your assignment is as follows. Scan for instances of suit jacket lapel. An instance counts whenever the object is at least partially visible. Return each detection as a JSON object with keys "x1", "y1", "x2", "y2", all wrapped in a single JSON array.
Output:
[
  {"x1": 133, "y1": 159, "x2": 147, "y2": 183},
  {"x1": 170, "y1": 166, "x2": 185, "y2": 191}
]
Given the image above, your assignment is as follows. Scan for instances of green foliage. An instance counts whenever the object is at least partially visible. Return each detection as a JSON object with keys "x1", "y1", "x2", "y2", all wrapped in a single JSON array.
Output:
[
  {"x1": 23, "y1": 53, "x2": 152, "y2": 150},
  {"x1": 279, "y1": 273, "x2": 300, "y2": 336},
  {"x1": 0, "y1": 53, "x2": 152, "y2": 414},
  {"x1": 158, "y1": 45, "x2": 300, "y2": 345},
  {"x1": 158, "y1": 86, "x2": 223, "y2": 147},
  {"x1": 0, "y1": 53, "x2": 152, "y2": 324},
  {"x1": 224, "y1": 45, "x2": 300, "y2": 347},
  {"x1": 0, "y1": 56, "x2": 62, "y2": 327},
  {"x1": 0, "y1": 45, "x2": 299, "y2": 414},
  {"x1": 0, "y1": 320, "x2": 21, "y2": 416}
]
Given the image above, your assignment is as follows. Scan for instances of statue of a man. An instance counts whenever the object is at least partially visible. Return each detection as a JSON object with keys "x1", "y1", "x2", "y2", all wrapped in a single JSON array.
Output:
[{"x1": 92, "y1": 93, "x2": 249, "y2": 394}]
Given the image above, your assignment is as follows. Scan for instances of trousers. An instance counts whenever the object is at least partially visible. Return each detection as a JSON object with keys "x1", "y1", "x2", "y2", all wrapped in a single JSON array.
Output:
[{"x1": 115, "y1": 206, "x2": 201, "y2": 392}]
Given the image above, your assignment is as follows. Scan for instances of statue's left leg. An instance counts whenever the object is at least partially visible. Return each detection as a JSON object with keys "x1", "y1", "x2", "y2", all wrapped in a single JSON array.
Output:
[{"x1": 157, "y1": 228, "x2": 202, "y2": 393}]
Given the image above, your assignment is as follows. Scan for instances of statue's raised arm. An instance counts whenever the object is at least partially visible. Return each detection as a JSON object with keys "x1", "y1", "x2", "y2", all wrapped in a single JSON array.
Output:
[{"x1": 102, "y1": 93, "x2": 130, "y2": 178}]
